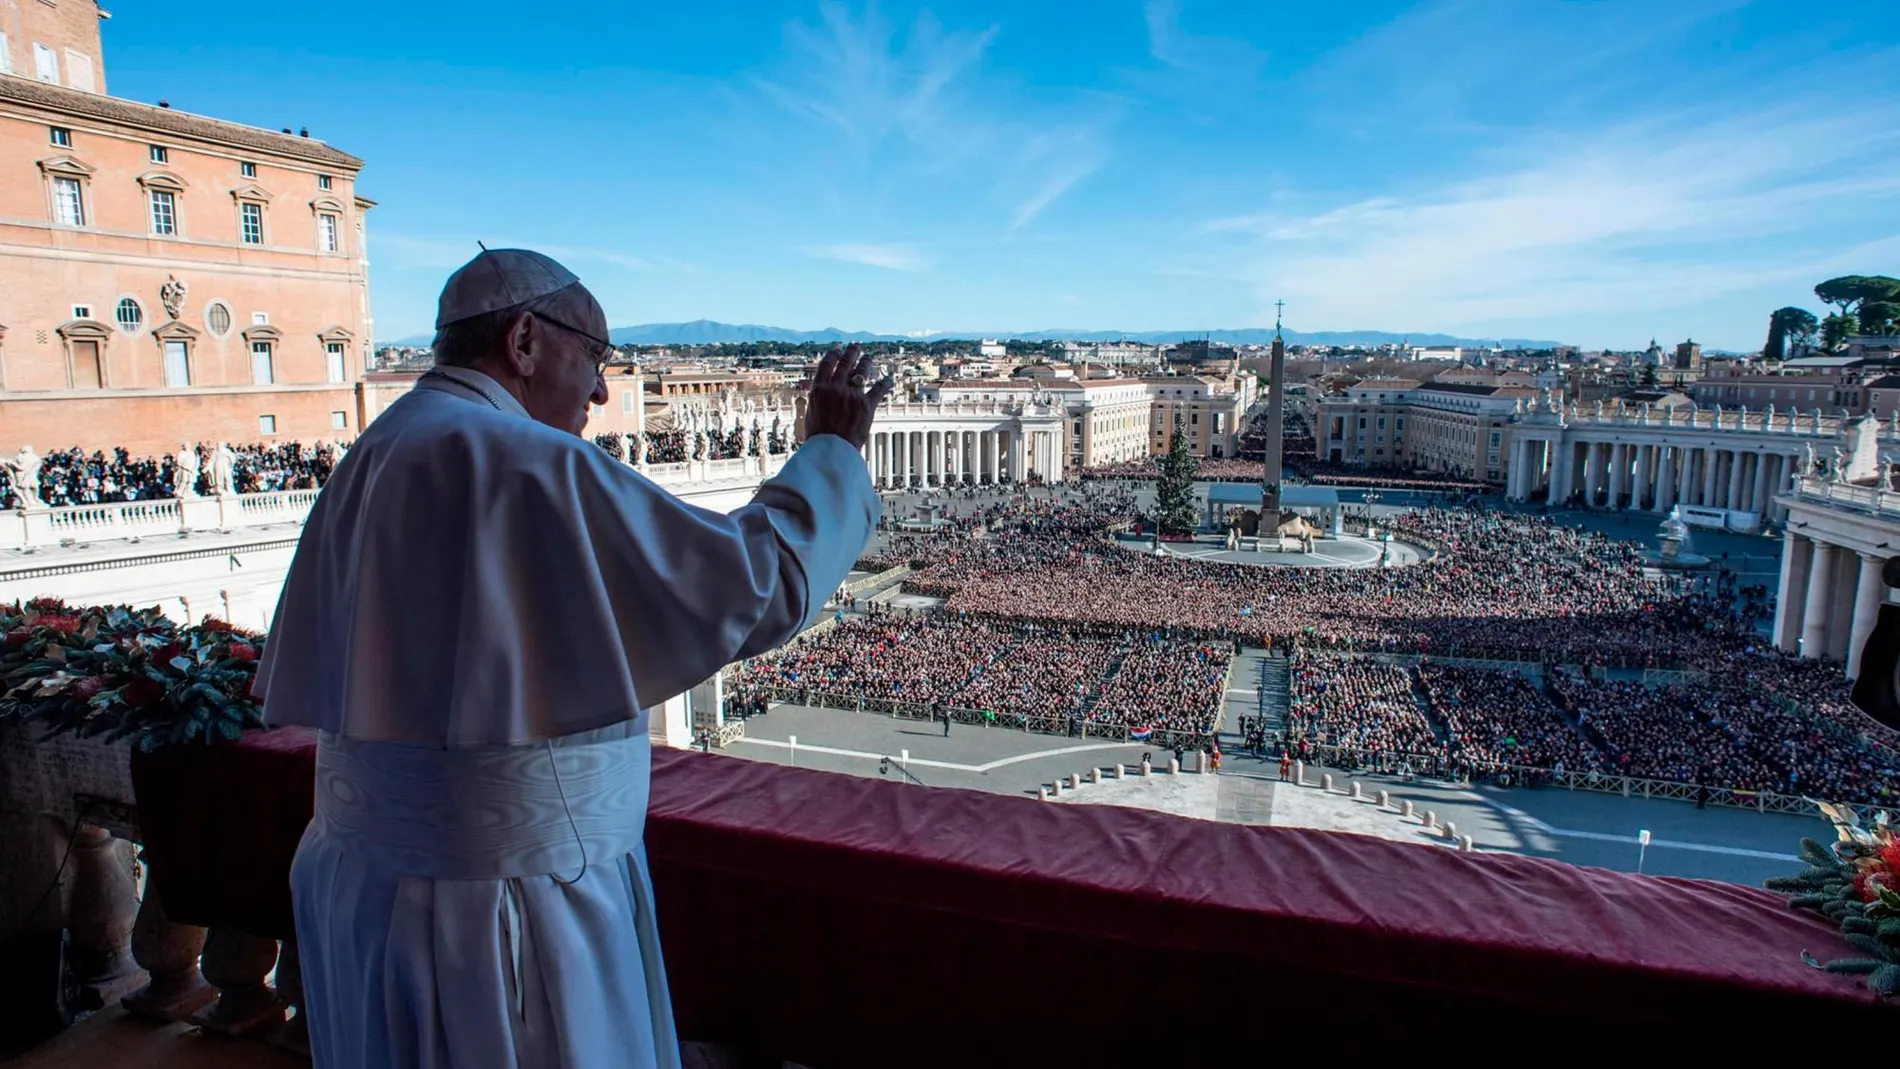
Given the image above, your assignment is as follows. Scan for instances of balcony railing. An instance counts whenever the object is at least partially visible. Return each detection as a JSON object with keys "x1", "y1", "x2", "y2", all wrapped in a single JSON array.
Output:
[
  {"x1": 1794, "y1": 473, "x2": 1900, "y2": 518},
  {"x1": 0, "y1": 490, "x2": 318, "y2": 552},
  {"x1": 0, "y1": 726, "x2": 1885, "y2": 1066}
]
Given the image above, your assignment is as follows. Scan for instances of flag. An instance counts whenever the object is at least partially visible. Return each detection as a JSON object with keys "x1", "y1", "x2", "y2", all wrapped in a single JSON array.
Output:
[{"x1": 1130, "y1": 726, "x2": 1153, "y2": 740}]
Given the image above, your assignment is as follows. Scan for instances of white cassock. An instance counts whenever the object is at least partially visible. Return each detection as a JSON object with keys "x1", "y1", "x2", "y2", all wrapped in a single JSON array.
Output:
[{"x1": 257, "y1": 366, "x2": 877, "y2": 1069}]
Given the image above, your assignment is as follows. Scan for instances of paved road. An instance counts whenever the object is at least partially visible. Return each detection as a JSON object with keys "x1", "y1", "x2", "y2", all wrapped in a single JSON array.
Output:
[{"x1": 725, "y1": 703, "x2": 1826, "y2": 886}]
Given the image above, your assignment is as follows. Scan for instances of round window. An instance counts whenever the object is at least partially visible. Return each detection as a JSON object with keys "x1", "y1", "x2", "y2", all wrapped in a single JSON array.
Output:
[
  {"x1": 114, "y1": 297, "x2": 143, "y2": 334},
  {"x1": 206, "y1": 301, "x2": 232, "y2": 337}
]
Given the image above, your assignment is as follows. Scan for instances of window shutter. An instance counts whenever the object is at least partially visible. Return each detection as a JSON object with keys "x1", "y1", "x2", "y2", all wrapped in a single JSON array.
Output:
[{"x1": 33, "y1": 43, "x2": 57, "y2": 83}]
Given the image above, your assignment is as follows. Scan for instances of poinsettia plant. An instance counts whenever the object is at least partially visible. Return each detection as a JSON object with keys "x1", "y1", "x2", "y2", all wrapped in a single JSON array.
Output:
[
  {"x1": 1766, "y1": 801, "x2": 1900, "y2": 998},
  {"x1": 0, "y1": 598, "x2": 266, "y2": 751}
]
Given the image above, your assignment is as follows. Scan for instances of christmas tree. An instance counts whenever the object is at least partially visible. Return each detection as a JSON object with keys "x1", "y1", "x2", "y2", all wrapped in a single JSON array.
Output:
[{"x1": 1154, "y1": 415, "x2": 1201, "y2": 536}]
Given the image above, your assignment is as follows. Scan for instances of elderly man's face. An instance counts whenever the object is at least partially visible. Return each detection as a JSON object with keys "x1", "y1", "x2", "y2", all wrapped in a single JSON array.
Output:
[{"x1": 519, "y1": 288, "x2": 612, "y2": 436}]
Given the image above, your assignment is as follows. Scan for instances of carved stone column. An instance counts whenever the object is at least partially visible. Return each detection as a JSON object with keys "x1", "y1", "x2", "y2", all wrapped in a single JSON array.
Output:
[
  {"x1": 121, "y1": 854, "x2": 214, "y2": 1020},
  {"x1": 191, "y1": 927, "x2": 284, "y2": 1036},
  {"x1": 64, "y1": 823, "x2": 142, "y2": 1008}
]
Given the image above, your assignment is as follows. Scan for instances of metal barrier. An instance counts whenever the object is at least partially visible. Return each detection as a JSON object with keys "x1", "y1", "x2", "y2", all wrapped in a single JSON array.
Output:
[{"x1": 1301, "y1": 743, "x2": 1879, "y2": 815}]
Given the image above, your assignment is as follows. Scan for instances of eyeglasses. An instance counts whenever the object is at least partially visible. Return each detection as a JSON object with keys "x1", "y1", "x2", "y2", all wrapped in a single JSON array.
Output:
[{"x1": 531, "y1": 312, "x2": 615, "y2": 373}]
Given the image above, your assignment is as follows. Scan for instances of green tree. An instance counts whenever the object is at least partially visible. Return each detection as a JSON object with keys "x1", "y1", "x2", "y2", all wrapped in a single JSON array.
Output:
[
  {"x1": 1640, "y1": 363, "x2": 1659, "y2": 386},
  {"x1": 1154, "y1": 416, "x2": 1201, "y2": 536},
  {"x1": 1822, "y1": 312, "x2": 1860, "y2": 350},
  {"x1": 1814, "y1": 276, "x2": 1900, "y2": 340},
  {"x1": 1763, "y1": 306, "x2": 1819, "y2": 361}
]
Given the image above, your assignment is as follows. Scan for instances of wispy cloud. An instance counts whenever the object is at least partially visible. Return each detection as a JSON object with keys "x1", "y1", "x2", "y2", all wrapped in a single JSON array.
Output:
[
  {"x1": 1209, "y1": 102, "x2": 1900, "y2": 333},
  {"x1": 372, "y1": 234, "x2": 658, "y2": 273},
  {"x1": 1144, "y1": 0, "x2": 1267, "y2": 76},
  {"x1": 754, "y1": 2, "x2": 1112, "y2": 235},
  {"x1": 801, "y1": 243, "x2": 932, "y2": 271}
]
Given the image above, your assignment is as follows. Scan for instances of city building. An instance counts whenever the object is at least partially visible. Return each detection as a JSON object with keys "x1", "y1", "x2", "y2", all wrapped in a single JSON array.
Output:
[
  {"x1": 0, "y1": 1, "x2": 372, "y2": 454},
  {"x1": 1773, "y1": 468, "x2": 1900, "y2": 679},
  {"x1": 1690, "y1": 354, "x2": 1895, "y2": 413},
  {"x1": 1315, "y1": 378, "x2": 1534, "y2": 483}
]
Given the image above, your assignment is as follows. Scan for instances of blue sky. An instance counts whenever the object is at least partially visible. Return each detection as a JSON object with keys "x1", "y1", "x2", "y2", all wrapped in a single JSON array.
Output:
[{"x1": 102, "y1": 1, "x2": 1899, "y2": 348}]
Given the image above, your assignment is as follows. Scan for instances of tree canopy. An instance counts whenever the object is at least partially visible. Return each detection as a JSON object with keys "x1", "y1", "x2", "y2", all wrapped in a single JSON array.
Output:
[
  {"x1": 1763, "y1": 306, "x2": 1819, "y2": 361},
  {"x1": 1813, "y1": 275, "x2": 1900, "y2": 336}
]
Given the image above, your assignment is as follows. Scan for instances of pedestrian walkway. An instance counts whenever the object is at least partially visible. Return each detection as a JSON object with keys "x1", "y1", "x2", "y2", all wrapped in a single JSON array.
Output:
[{"x1": 1219, "y1": 647, "x2": 1284, "y2": 756}]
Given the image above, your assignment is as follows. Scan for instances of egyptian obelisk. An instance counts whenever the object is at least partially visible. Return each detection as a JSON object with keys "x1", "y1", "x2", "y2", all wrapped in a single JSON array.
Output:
[{"x1": 1261, "y1": 300, "x2": 1286, "y2": 518}]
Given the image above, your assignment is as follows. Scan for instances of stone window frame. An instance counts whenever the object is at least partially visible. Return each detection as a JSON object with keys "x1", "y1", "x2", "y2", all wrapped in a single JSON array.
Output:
[
  {"x1": 231, "y1": 182, "x2": 273, "y2": 246},
  {"x1": 153, "y1": 320, "x2": 201, "y2": 389},
  {"x1": 137, "y1": 169, "x2": 189, "y2": 237},
  {"x1": 242, "y1": 324, "x2": 283, "y2": 385},
  {"x1": 203, "y1": 300, "x2": 234, "y2": 338},
  {"x1": 317, "y1": 326, "x2": 355, "y2": 383},
  {"x1": 55, "y1": 317, "x2": 115, "y2": 389},
  {"x1": 113, "y1": 296, "x2": 145, "y2": 335},
  {"x1": 37, "y1": 154, "x2": 95, "y2": 228},
  {"x1": 310, "y1": 194, "x2": 346, "y2": 254}
]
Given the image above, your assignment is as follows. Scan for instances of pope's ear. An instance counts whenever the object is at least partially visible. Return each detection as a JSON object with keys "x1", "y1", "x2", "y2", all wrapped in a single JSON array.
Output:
[{"x1": 499, "y1": 312, "x2": 537, "y2": 377}]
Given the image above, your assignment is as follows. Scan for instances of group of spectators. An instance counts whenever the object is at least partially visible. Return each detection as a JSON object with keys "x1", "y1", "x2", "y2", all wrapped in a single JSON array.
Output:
[
  {"x1": 734, "y1": 612, "x2": 1230, "y2": 737},
  {"x1": 590, "y1": 425, "x2": 796, "y2": 466},
  {"x1": 0, "y1": 442, "x2": 342, "y2": 509},
  {"x1": 1277, "y1": 652, "x2": 1897, "y2": 804},
  {"x1": 1286, "y1": 459, "x2": 1489, "y2": 492},
  {"x1": 749, "y1": 477, "x2": 1898, "y2": 804}
]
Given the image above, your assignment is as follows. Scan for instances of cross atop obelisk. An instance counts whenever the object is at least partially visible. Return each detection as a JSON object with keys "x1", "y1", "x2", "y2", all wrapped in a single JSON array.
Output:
[{"x1": 1261, "y1": 300, "x2": 1287, "y2": 518}]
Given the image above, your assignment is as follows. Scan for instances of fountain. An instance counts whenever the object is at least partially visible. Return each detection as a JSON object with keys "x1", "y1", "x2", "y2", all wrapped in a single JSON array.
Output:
[{"x1": 1641, "y1": 506, "x2": 1712, "y2": 570}]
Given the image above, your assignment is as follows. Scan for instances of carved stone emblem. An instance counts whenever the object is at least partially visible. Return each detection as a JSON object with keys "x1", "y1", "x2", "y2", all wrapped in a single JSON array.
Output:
[{"x1": 159, "y1": 275, "x2": 188, "y2": 321}]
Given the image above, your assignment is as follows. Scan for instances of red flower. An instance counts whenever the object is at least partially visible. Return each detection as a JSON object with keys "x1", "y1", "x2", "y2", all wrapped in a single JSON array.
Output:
[
  {"x1": 39, "y1": 615, "x2": 82, "y2": 635},
  {"x1": 154, "y1": 642, "x2": 181, "y2": 664},
  {"x1": 4, "y1": 628, "x2": 29, "y2": 647},
  {"x1": 228, "y1": 642, "x2": 257, "y2": 662},
  {"x1": 121, "y1": 677, "x2": 164, "y2": 709},
  {"x1": 70, "y1": 677, "x2": 105, "y2": 701},
  {"x1": 25, "y1": 597, "x2": 66, "y2": 611}
]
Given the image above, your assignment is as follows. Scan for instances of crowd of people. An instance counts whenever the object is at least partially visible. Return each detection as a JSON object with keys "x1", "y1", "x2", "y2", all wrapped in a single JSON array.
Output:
[
  {"x1": 0, "y1": 442, "x2": 343, "y2": 508},
  {"x1": 590, "y1": 425, "x2": 797, "y2": 466},
  {"x1": 1275, "y1": 652, "x2": 1898, "y2": 804},
  {"x1": 1286, "y1": 459, "x2": 1490, "y2": 492},
  {"x1": 734, "y1": 476, "x2": 1897, "y2": 803},
  {"x1": 732, "y1": 612, "x2": 1229, "y2": 737}
]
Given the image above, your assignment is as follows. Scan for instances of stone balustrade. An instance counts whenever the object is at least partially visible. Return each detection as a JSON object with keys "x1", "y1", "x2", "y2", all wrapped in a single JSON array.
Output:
[
  {"x1": 1792, "y1": 473, "x2": 1900, "y2": 519},
  {"x1": 0, "y1": 728, "x2": 305, "y2": 1054},
  {"x1": 1521, "y1": 404, "x2": 1900, "y2": 441},
  {"x1": 0, "y1": 453, "x2": 793, "y2": 554}
]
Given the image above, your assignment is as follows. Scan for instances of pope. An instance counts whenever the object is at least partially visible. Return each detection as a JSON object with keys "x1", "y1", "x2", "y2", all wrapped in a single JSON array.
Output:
[{"x1": 256, "y1": 248, "x2": 890, "y2": 1068}]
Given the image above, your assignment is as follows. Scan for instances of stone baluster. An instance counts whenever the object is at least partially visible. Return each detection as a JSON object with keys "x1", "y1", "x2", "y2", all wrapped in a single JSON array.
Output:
[
  {"x1": 122, "y1": 856, "x2": 214, "y2": 1020},
  {"x1": 191, "y1": 928, "x2": 285, "y2": 1036},
  {"x1": 270, "y1": 937, "x2": 310, "y2": 1057},
  {"x1": 65, "y1": 823, "x2": 143, "y2": 1009}
]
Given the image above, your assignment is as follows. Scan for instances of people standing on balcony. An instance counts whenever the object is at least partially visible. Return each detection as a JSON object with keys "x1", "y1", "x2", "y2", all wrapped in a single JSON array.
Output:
[{"x1": 256, "y1": 248, "x2": 891, "y2": 1069}]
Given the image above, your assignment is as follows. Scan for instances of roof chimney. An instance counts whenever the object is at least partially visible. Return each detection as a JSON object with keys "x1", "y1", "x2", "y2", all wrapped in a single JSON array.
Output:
[
  {"x1": 157, "y1": 98, "x2": 169, "y2": 108},
  {"x1": 299, "y1": 127, "x2": 310, "y2": 138}
]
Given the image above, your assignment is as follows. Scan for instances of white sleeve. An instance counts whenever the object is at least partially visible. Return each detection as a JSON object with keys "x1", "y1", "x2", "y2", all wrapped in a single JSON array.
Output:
[{"x1": 572, "y1": 434, "x2": 878, "y2": 707}]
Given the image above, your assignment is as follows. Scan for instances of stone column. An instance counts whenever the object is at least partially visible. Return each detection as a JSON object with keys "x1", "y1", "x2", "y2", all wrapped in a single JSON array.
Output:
[
  {"x1": 1775, "y1": 531, "x2": 1812, "y2": 652},
  {"x1": 1583, "y1": 443, "x2": 1602, "y2": 506},
  {"x1": 1848, "y1": 552, "x2": 1888, "y2": 680},
  {"x1": 1546, "y1": 440, "x2": 1565, "y2": 506},
  {"x1": 1701, "y1": 447, "x2": 1719, "y2": 508},
  {"x1": 1656, "y1": 445, "x2": 1676, "y2": 513},
  {"x1": 1608, "y1": 442, "x2": 1627, "y2": 509},
  {"x1": 1800, "y1": 541, "x2": 1837, "y2": 659},
  {"x1": 1827, "y1": 552, "x2": 1859, "y2": 663},
  {"x1": 983, "y1": 431, "x2": 997, "y2": 483},
  {"x1": 1725, "y1": 447, "x2": 1745, "y2": 511},
  {"x1": 1748, "y1": 451, "x2": 1768, "y2": 515}
]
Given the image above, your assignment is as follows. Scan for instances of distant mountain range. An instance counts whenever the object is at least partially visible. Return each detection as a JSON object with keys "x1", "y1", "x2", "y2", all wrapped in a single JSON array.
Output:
[{"x1": 388, "y1": 319, "x2": 1564, "y2": 349}]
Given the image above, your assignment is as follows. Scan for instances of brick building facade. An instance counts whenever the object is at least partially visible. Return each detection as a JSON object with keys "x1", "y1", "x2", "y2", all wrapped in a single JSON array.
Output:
[{"x1": 0, "y1": 0, "x2": 371, "y2": 455}]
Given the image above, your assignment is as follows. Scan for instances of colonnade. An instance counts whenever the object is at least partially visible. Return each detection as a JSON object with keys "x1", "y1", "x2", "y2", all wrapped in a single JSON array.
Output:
[
  {"x1": 1510, "y1": 437, "x2": 1798, "y2": 523},
  {"x1": 1775, "y1": 530, "x2": 1891, "y2": 678},
  {"x1": 865, "y1": 427, "x2": 1065, "y2": 488}
]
